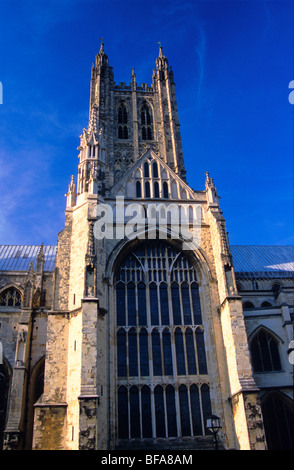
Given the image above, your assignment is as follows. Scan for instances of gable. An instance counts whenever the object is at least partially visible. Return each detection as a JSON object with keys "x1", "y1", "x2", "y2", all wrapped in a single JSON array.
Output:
[{"x1": 108, "y1": 150, "x2": 196, "y2": 201}]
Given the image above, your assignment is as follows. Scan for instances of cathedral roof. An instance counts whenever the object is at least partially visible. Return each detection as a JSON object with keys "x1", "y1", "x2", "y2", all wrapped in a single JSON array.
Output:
[
  {"x1": 0, "y1": 245, "x2": 57, "y2": 272},
  {"x1": 231, "y1": 245, "x2": 294, "y2": 278},
  {"x1": 0, "y1": 244, "x2": 293, "y2": 278}
]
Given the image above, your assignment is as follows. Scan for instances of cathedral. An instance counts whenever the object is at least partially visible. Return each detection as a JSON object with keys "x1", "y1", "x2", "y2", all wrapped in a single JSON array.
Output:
[{"x1": 0, "y1": 43, "x2": 293, "y2": 451}]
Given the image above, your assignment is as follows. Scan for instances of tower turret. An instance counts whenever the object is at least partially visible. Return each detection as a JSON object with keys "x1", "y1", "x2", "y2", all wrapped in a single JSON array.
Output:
[{"x1": 154, "y1": 45, "x2": 186, "y2": 180}]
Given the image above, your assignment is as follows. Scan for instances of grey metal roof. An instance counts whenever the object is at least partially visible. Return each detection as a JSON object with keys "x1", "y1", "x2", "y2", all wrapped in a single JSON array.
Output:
[
  {"x1": 231, "y1": 245, "x2": 294, "y2": 278},
  {"x1": 0, "y1": 244, "x2": 293, "y2": 278},
  {"x1": 0, "y1": 245, "x2": 57, "y2": 272}
]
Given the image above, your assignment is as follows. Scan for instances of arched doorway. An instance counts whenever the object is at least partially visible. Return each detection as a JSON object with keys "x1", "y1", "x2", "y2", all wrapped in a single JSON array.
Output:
[
  {"x1": 261, "y1": 391, "x2": 294, "y2": 450},
  {"x1": 25, "y1": 357, "x2": 45, "y2": 449},
  {"x1": 0, "y1": 361, "x2": 10, "y2": 449}
]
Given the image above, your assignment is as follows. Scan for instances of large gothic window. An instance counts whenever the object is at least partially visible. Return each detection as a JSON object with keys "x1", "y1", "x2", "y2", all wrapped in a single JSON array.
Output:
[{"x1": 115, "y1": 241, "x2": 211, "y2": 441}]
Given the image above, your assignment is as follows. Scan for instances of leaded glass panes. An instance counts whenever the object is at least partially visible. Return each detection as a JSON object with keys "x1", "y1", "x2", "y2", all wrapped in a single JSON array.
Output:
[
  {"x1": 116, "y1": 282, "x2": 125, "y2": 326},
  {"x1": 130, "y1": 386, "x2": 140, "y2": 437},
  {"x1": 162, "y1": 328, "x2": 173, "y2": 376},
  {"x1": 190, "y1": 384, "x2": 202, "y2": 436},
  {"x1": 117, "y1": 329, "x2": 127, "y2": 377},
  {"x1": 175, "y1": 328, "x2": 186, "y2": 375},
  {"x1": 179, "y1": 385, "x2": 191, "y2": 436},
  {"x1": 196, "y1": 329, "x2": 208, "y2": 374},
  {"x1": 251, "y1": 329, "x2": 282, "y2": 372},
  {"x1": 166, "y1": 385, "x2": 177, "y2": 437},
  {"x1": 138, "y1": 282, "x2": 147, "y2": 325},
  {"x1": 201, "y1": 384, "x2": 212, "y2": 435},
  {"x1": 141, "y1": 385, "x2": 152, "y2": 438},
  {"x1": 150, "y1": 282, "x2": 159, "y2": 325},
  {"x1": 139, "y1": 328, "x2": 149, "y2": 376},
  {"x1": 159, "y1": 283, "x2": 169, "y2": 325},
  {"x1": 118, "y1": 386, "x2": 128, "y2": 439},
  {"x1": 171, "y1": 283, "x2": 181, "y2": 324},
  {"x1": 154, "y1": 385, "x2": 165, "y2": 438},
  {"x1": 127, "y1": 282, "x2": 136, "y2": 325},
  {"x1": 186, "y1": 328, "x2": 197, "y2": 375},
  {"x1": 128, "y1": 328, "x2": 138, "y2": 376},
  {"x1": 152, "y1": 329, "x2": 162, "y2": 375}
]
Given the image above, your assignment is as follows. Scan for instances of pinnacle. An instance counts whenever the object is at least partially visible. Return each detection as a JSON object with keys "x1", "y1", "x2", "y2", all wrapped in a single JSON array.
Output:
[
  {"x1": 158, "y1": 41, "x2": 163, "y2": 57},
  {"x1": 99, "y1": 37, "x2": 104, "y2": 53}
]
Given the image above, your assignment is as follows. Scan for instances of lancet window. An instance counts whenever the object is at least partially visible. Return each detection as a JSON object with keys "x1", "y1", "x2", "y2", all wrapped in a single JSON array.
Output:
[
  {"x1": 250, "y1": 328, "x2": 282, "y2": 373},
  {"x1": 118, "y1": 103, "x2": 129, "y2": 139},
  {"x1": 140, "y1": 103, "x2": 153, "y2": 141}
]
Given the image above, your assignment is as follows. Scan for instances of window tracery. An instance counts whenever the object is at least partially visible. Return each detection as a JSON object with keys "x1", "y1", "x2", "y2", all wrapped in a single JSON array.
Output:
[{"x1": 0, "y1": 287, "x2": 22, "y2": 307}]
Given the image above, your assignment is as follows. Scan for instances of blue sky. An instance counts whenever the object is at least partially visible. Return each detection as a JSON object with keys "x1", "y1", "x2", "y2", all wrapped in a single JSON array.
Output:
[{"x1": 0, "y1": 0, "x2": 293, "y2": 246}]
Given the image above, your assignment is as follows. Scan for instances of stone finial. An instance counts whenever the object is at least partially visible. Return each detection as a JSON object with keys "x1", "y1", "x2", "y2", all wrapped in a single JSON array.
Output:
[
  {"x1": 37, "y1": 243, "x2": 44, "y2": 261},
  {"x1": 99, "y1": 37, "x2": 104, "y2": 53},
  {"x1": 158, "y1": 42, "x2": 163, "y2": 58},
  {"x1": 36, "y1": 243, "x2": 45, "y2": 274},
  {"x1": 205, "y1": 171, "x2": 219, "y2": 205},
  {"x1": 66, "y1": 175, "x2": 76, "y2": 208}
]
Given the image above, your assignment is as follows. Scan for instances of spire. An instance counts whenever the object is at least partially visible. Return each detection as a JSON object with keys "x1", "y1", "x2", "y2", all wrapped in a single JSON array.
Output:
[
  {"x1": 156, "y1": 42, "x2": 168, "y2": 72},
  {"x1": 95, "y1": 37, "x2": 110, "y2": 70}
]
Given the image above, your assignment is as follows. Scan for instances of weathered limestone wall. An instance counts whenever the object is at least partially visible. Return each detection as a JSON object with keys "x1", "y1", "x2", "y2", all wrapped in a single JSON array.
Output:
[
  {"x1": 68, "y1": 200, "x2": 96, "y2": 310},
  {"x1": 79, "y1": 299, "x2": 99, "y2": 449},
  {"x1": 66, "y1": 309, "x2": 82, "y2": 449},
  {"x1": 54, "y1": 211, "x2": 73, "y2": 310},
  {"x1": 32, "y1": 312, "x2": 69, "y2": 449}
]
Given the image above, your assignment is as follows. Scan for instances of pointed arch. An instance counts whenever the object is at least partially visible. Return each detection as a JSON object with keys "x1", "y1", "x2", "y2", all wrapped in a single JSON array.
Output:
[
  {"x1": 0, "y1": 286, "x2": 22, "y2": 307},
  {"x1": 0, "y1": 360, "x2": 11, "y2": 449},
  {"x1": 249, "y1": 326, "x2": 282, "y2": 372},
  {"x1": 25, "y1": 356, "x2": 45, "y2": 449},
  {"x1": 261, "y1": 391, "x2": 294, "y2": 449}
]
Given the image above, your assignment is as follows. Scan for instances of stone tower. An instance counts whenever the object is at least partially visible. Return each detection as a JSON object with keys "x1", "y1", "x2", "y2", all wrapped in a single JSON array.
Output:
[{"x1": 31, "y1": 43, "x2": 266, "y2": 450}]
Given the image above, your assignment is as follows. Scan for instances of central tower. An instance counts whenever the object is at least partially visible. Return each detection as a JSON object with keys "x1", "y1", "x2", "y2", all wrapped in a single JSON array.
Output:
[
  {"x1": 77, "y1": 41, "x2": 186, "y2": 203},
  {"x1": 32, "y1": 43, "x2": 266, "y2": 451}
]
